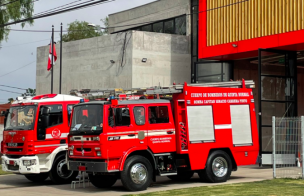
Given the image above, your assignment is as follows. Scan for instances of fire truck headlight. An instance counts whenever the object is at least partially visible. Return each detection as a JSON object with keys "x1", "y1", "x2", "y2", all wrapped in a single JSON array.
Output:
[
  {"x1": 69, "y1": 151, "x2": 73, "y2": 156},
  {"x1": 23, "y1": 160, "x2": 36, "y2": 166},
  {"x1": 92, "y1": 137, "x2": 100, "y2": 141},
  {"x1": 96, "y1": 151, "x2": 101, "y2": 156}
]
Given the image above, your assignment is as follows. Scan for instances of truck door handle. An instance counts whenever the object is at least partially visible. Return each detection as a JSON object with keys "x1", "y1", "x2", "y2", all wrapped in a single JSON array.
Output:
[
  {"x1": 128, "y1": 134, "x2": 136, "y2": 137},
  {"x1": 167, "y1": 131, "x2": 174, "y2": 134}
]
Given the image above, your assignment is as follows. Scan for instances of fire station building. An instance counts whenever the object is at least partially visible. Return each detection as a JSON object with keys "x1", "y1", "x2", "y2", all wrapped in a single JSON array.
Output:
[{"x1": 36, "y1": 0, "x2": 304, "y2": 160}]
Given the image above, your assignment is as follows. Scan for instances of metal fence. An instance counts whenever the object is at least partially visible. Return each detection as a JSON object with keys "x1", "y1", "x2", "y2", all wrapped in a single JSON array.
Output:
[{"x1": 272, "y1": 116, "x2": 304, "y2": 179}]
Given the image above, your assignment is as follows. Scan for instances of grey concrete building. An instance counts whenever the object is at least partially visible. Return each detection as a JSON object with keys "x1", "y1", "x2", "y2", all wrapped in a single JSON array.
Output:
[{"x1": 36, "y1": 0, "x2": 192, "y2": 95}]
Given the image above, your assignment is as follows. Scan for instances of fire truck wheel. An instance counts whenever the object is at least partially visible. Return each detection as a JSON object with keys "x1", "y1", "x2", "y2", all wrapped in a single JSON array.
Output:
[
  {"x1": 167, "y1": 171, "x2": 194, "y2": 181},
  {"x1": 120, "y1": 155, "x2": 153, "y2": 191},
  {"x1": 88, "y1": 174, "x2": 117, "y2": 188},
  {"x1": 25, "y1": 172, "x2": 49, "y2": 182},
  {"x1": 49, "y1": 153, "x2": 78, "y2": 184},
  {"x1": 198, "y1": 150, "x2": 232, "y2": 183}
]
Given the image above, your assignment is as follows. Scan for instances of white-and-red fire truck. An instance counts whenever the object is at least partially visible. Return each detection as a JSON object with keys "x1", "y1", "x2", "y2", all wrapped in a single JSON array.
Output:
[
  {"x1": 67, "y1": 80, "x2": 259, "y2": 191},
  {"x1": 1, "y1": 94, "x2": 82, "y2": 184}
]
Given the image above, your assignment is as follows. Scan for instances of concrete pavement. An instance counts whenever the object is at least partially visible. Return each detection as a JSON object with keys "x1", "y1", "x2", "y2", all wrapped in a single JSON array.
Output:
[{"x1": 0, "y1": 165, "x2": 272, "y2": 196}]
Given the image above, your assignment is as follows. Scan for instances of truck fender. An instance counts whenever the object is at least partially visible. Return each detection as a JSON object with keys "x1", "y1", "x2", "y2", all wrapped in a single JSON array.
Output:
[
  {"x1": 43, "y1": 145, "x2": 68, "y2": 171},
  {"x1": 119, "y1": 146, "x2": 156, "y2": 171}
]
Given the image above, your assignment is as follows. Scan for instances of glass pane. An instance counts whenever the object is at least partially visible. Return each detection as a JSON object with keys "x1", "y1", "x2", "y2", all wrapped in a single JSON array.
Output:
[
  {"x1": 134, "y1": 107, "x2": 145, "y2": 125},
  {"x1": 261, "y1": 77, "x2": 295, "y2": 101},
  {"x1": 141, "y1": 25, "x2": 152, "y2": 32},
  {"x1": 261, "y1": 127, "x2": 272, "y2": 152},
  {"x1": 153, "y1": 22, "x2": 163, "y2": 33},
  {"x1": 222, "y1": 62, "x2": 232, "y2": 81},
  {"x1": 261, "y1": 102, "x2": 295, "y2": 126},
  {"x1": 261, "y1": 54, "x2": 286, "y2": 76},
  {"x1": 175, "y1": 16, "x2": 186, "y2": 35},
  {"x1": 164, "y1": 20, "x2": 174, "y2": 34},
  {"x1": 197, "y1": 62, "x2": 221, "y2": 77},
  {"x1": 197, "y1": 75, "x2": 222, "y2": 83}
]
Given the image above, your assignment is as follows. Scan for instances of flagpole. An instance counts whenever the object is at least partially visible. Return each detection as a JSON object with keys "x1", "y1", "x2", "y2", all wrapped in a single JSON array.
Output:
[
  {"x1": 59, "y1": 23, "x2": 63, "y2": 94},
  {"x1": 51, "y1": 25, "x2": 54, "y2": 94}
]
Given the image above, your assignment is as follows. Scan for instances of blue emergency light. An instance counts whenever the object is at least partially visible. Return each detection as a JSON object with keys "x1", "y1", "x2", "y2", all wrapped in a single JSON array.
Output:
[{"x1": 80, "y1": 99, "x2": 85, "y2": 103}]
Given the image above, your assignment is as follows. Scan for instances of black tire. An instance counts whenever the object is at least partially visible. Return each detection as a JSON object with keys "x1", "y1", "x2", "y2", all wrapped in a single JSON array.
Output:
[
  {"x1": 198, "y1": 150, "x2": 232, "y2": 183},
  {"x1": 120, "y1": 155, "x2": 153, "y2": 191},
  {"x1": 89, "y1": 174, "x2": 117, "y2": 188},
  {"x1": 167, "y1": 170, "x2": 194, "y2": 181},
  {"x1": 49, "y1": 153, "x2": 78, "y2": 184},
  {"x1": 25, "y1": 172, "x2": 49, "y2": 182}
]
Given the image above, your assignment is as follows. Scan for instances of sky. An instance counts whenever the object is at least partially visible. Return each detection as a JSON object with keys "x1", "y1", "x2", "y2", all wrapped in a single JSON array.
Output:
[{"x1": 0, "y1": 0, "x2": 156, "y2": 104}]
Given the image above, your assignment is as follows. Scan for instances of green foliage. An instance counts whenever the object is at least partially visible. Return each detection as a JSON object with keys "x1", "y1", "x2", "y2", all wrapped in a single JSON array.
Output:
[
  {"x1": 101, "y1": 16, "x2": 109, "y2": 35},
  {"x1": 7, "y1": 98, "x2": 13, "y2": 103},
  {"x1": 62, "y1": 21, "x2": 102, "y2": 42},
  {"x1": 0, "y1": 0, "x2": 34, "y2": 43},
  {"x1": 22, "y1": 88, "x2": 36, "y2": 96}
]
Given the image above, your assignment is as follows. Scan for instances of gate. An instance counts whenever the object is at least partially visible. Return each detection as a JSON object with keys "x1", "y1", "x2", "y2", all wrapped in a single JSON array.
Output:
[{"x1": 272, "y1": 116, "x2": 304, "y2": 179}]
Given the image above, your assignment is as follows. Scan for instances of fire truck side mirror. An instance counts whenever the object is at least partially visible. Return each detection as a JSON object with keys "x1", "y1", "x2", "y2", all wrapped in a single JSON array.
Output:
[{"x1": 41, "y1": 107, "x2": 50, "y2": 128}]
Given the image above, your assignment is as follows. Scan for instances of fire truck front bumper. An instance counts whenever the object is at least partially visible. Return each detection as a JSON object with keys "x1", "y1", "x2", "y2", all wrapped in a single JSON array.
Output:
[
  {"x1": 1, "y1": 155, "x2": 40, "y2": 174},
  {"x1": 68, "y1": 161, "x2": 108, "y2": 173}
]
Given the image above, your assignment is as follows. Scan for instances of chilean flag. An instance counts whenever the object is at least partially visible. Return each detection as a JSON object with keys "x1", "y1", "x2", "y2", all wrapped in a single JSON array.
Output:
[{"x1": 47, "y1": 38, "x2": 57, "y2": 71}]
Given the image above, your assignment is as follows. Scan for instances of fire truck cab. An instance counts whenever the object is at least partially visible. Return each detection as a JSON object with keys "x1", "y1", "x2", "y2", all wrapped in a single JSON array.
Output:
[
  {"x1": 1, "y1": 94, "x2": 82, "y2": 184},
  {"x1": 67, "y1": 81, "x2": 259, "y2": 191}
]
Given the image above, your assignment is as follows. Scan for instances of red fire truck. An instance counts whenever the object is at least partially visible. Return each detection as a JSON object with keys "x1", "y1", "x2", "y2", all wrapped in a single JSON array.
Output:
[
  {"x1": 67, "y1": 80, "x2": 259, "y2": 191},
  {"x1": 1, "y1": 94, "x2": 82, "y2": 184}
]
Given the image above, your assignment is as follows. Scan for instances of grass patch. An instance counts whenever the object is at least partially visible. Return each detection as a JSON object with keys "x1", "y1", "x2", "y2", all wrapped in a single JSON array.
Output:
[
  {"x1": 128, "y1": 179, "x2": 304, "y2": 196},
  {"x1": 0, "y1": 156, "x2": 12, "y2": 175}
]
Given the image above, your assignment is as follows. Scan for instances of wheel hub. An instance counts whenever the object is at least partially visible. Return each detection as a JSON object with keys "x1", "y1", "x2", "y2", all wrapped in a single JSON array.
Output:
[
  {"x1": 212, "y1": 157, "x2": 228, "y2": 178},
  {"x1": 130, "y1": 163, "x2": 147, "y2": 184},
  {"x1": 57, "y1": 159, "x2": 73, "y2": 179}
]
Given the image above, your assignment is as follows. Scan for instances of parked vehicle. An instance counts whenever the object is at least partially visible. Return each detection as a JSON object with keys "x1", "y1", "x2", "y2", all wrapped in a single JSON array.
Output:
[
  {"x1": 1, "y1": 94, "x2": 82, "y2": 184},
  {"x1": 67, "y1": 80, "x2": 259, "y2": 191}
]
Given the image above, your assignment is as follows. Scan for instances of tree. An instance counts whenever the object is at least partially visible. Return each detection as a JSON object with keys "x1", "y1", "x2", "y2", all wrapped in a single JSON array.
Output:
[
  {"x1": 101, "y1": 16, "x2": 109, "y2": 35},
  {"x1": 7, "y1": 98, "x2": 14, "y2": 103},
  {"x1": 22, "y1": 88, "x2": 36, "y2": 97},
  {"x1": 0, "y1": 0, "x2": 34, "y2": 43},
  {"x1": 62, "y1": 21, "x2": 102, "y2": 42}
]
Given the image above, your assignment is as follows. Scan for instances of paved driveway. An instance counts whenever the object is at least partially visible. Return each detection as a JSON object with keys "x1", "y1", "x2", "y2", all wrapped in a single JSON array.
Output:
[{"x1": 0, "y1": 165, "x2": 272, "y2": 196}]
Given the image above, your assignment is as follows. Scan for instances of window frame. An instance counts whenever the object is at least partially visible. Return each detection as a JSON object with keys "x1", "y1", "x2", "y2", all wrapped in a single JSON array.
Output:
[
  {"x1": 133, "y1": 106, "x2": 146, "y2": 126},
  {"x1": 148, "y1": 106, "x2": 170, "y2": 125},
  {"x1": 124, "y1": 14, "x2": 187, "y2": 36},
  {"x1": 42, "y1": 104, "x2": 63, "y2": 128},
  {"x1": 67, "y1": 104, "x2": 74, "y2": 125}
]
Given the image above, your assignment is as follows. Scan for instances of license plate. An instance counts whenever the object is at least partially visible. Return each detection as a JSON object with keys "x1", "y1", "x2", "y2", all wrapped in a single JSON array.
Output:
[
  {"x1": 9, "y1": 160, "x2": 15, "y2": 165},
  {"x1": 78, "y1": 166, "x2": 86, "y2": 171},
  {"x1": 7, "y1": 143, "x2": 17, "y2": 147}
]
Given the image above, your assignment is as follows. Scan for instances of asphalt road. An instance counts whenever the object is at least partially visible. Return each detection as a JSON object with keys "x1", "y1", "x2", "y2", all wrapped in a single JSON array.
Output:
[{"x1": 0, "y1": 165, "x2": 272, "y2": 196}]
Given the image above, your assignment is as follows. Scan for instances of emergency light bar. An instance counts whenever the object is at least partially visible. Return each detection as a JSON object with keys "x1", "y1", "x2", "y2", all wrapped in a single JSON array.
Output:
[{"x1": 32, "y1": 94, "x2": 57, "y2": 100}]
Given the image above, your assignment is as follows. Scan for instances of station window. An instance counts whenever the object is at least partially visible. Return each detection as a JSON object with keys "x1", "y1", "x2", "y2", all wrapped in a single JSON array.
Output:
[
  {"x1": 129, "y1": 15, "x2": 187, "y2": 36},
  {"x1": 148, "y1": 106, "x2": 169, "y2": 124}
]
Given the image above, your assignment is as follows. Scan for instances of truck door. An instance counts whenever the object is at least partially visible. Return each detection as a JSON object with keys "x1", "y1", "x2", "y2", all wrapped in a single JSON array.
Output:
[
  {"x1": 147, "y1": 105, "x2": 176, "y2": 153},
  {"x1": 36, "y1": 104, "x2": 66, "y2": 150},
  {"x1": 107, "y1": 106, "x2": 137, "y2": 158}
]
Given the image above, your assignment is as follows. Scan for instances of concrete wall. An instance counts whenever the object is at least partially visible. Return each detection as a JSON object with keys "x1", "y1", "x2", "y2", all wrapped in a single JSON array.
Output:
[
  {"x1": 36, "y1": 31, "x2": 191, "y2": 95},
  {"x1": 132, "y1": 31, "x2": 190, "y2": 87},
  {"x1": 36, "y1": 33, "x2": 133, "y2": 95},
  {"x1": 108, "y1": 0, "x2": 191, "y2": 35}
]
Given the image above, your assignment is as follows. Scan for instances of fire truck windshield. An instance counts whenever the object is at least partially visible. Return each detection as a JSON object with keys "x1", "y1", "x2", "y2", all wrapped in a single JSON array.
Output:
[
  {"x1": 5, "y1": 106, "x2": 37, "y2": 131},
  {"x1": 70, "y1": 104, "x2": 103, "y2": 134}
]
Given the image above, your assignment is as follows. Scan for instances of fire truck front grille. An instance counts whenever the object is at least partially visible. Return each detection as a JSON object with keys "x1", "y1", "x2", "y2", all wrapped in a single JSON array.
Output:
[
  {"x1": 6, "y1": 143, "x2": 24, "y2": 147},
  {"x1": 7, "y1": 148, "x2": 23, "y2": 152},
  {"x1": 76, "y1": 148, "x2": 91, "y2": 152},
  {"x1": 7, "y1": 165, "x2": 19, "y2": 171}
]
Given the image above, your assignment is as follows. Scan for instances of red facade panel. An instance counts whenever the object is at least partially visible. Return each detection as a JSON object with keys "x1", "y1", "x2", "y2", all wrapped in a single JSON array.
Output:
[
  {"x1": 198, "y1": 0, "x2": 304, "y2": 60},
  {"x1": 0, "y1": 103, "x2": 10, "y2": 124}
]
